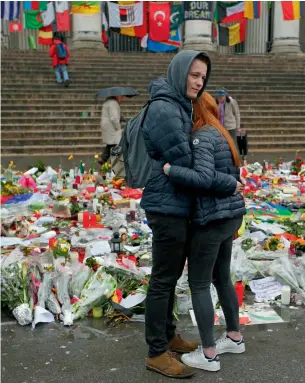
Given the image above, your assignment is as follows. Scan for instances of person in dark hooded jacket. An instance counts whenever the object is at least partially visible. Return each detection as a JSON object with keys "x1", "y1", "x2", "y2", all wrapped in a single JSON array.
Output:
[{"x1": 142, "y1": 51, "x2": 211, "y2": 379}]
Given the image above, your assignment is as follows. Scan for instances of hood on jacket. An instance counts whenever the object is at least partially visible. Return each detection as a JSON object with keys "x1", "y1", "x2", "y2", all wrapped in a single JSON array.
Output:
[{"x1": 167, "y1": 50, "x2": 211, "y2": 100}]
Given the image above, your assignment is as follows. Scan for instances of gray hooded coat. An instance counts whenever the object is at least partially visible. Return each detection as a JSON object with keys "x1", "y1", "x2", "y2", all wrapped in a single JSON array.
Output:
[{"x1": 140, "y1": 50, "x2": 211, "y2": 217}]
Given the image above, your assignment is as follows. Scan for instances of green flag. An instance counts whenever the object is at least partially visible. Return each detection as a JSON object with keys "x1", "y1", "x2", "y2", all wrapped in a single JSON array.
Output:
[
  {"x1": 28, "y1": 35, "x2": 37, "y2": 50},
  {"x1": 24, "y1": 10, "x2": 44, "y2": 29},
  {"x1": 170, "y1": 3, "x2": 184, "y2": 30}
]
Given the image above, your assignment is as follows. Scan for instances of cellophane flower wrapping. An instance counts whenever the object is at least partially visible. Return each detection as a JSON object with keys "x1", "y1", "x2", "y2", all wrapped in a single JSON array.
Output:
[
  {"x1": 72, "y1": 266, "x2": 117, "y2": 320},
  {"x1": 269, "y1": 256, "x2": 305, "y2": 298},
  {"x1": 70, "y1": 263, "x2": 92, "y2": 298},
  {"x1": 37, "y1": 272, "x2": 55, "y2": 309}
]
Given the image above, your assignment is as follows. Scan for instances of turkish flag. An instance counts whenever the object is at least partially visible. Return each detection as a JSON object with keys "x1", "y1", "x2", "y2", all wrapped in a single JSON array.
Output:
[
  {"x1": 149, "y1": 2, "x2": 170, "y2": 42},
  {"x1": 9, "y1": 22, "x2": 22, "y2": 33}
]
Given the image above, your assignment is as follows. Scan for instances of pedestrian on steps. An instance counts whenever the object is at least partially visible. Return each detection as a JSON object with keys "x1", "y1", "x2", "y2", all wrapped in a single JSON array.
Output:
[
  {"x1": 99, "y1": 96, "x2": 124, "y2": 165},
  {"x1": 49, "y1": 34, "x2": 70, "y2": 88},
  {"x1": 215, "y1": 88, "x2": 240, "y2": 144}
]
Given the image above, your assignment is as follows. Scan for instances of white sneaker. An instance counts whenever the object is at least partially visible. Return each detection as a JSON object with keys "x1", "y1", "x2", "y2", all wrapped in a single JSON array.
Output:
[
  {"x1": 181, "y1": 346, "x2": 220, "y2": 372},
  {"x1": 216, "y1": 333, "x2": 245, "y2": 355}
]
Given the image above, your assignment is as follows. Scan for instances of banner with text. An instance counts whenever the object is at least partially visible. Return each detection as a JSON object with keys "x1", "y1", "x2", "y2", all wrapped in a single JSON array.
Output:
[{"x1": 184, "y1": 1, "x2": 212, "y2": 21}]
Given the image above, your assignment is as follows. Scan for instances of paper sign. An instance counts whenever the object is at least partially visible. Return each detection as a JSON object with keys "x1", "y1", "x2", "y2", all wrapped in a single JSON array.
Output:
[{"x1": 249, "y1": 277, "x2": 283, "y2": 300}]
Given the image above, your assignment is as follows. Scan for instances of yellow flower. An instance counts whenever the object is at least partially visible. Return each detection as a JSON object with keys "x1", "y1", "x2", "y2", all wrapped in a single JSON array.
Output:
[
  {"x1": 277, "y1": 243, "x2": 284, "y2": 250},
  {"x1": 68, "y1": 155, "x2": 73, "y2": 160},
  {"x1": 94, "y1": 154, "x2": 99, "y2": 159},
  {"x1": 296, "y1": 149, "x2": 301, "y2": 153}
]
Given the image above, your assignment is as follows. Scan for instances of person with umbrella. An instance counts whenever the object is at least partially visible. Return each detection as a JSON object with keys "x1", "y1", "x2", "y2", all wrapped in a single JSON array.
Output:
[
  {"x1": 97, "y1": 87, "x2": 139, "y2": 165},
  {"x1": 215, "y1": 88, "x2": 240, "y2": 144}
]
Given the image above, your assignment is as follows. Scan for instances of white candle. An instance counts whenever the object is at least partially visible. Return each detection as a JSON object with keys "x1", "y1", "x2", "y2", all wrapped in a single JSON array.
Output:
[
  {"x1": 281, "y1": 285, "x2": 291, "y2": 305},
  {"x1": 78, "y1": 212, "x2": 83, "y2": 222}
]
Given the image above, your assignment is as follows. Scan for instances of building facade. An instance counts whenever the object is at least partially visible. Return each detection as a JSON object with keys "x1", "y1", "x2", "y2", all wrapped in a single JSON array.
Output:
[{"x1": 1, "y1": 1, "x2": 305, "y2": 54}]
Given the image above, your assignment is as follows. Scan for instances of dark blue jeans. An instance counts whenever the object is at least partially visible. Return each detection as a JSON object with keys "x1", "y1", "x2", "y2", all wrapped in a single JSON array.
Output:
[
  {"x1": 188, "y1": 217, "x2": 243, "y2": 348},
  {"x1": 145, "y1": 212, "x2": 190, "y2": 357}
]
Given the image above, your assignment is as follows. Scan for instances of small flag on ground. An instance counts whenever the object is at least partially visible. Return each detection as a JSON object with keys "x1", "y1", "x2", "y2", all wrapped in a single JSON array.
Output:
[
  {"x1": 1, "y1": 1, "x2": 20, "y2": 20},
  {"x1": 244, "y1": 1, "x2": 261, "y2": 19},
  {"x1": 219, "y1": 18, "x2": 247, "y2": 46},
  {"x1": 9, "y1": 21, "x2": 22, "y2": 32},
  {"x1": 38, "y1": 25, "x2": 53, "y2": 45},
  {"x1": 281, "y1": 1, "x2": 301, "y2": 20}
]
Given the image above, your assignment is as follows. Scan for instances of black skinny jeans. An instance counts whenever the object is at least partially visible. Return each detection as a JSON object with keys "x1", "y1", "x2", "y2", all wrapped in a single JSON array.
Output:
[
  {"x1": 189, "y1": 217, "x2": 243, "y2": 348},
  {"x1": 145, "y1": 212, "x2": 190, "y2": 357}
]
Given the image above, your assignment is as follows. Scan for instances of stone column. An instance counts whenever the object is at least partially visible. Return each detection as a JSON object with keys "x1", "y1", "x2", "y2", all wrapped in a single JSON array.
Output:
[
  {"x1": 72, "y1": 2, "x2": 106, "y2": 50},
  {"x1": 183, "y1": 1, "x2": 216, "y2": 52},
  {"x1": 244, "y1": 1, "x2": 269, "y2": 54},
  {"x1": 271, "y1": 1, "x2": 301, "y2": 54}
]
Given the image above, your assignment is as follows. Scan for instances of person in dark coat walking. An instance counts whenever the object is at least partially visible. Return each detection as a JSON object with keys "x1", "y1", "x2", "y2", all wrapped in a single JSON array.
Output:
[
  {"x1": 163, "y1": 92, "x2": 246, "y2": 373},
  {"x1": 49, "y1": 35, "x2": 70, "y2": 87}
]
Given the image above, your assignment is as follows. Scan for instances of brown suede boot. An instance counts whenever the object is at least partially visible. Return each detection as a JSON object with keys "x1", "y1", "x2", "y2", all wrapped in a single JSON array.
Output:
[
  {"x1": 169, "y1": 334, "x2": 200, "y2": 353},
  {"x1": 146, "y1": 351, "x2": 196, "y2": 378}
]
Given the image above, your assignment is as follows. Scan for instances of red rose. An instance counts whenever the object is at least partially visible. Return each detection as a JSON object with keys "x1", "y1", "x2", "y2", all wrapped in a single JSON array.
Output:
[{"x1": 132, "y1": 234, "x2": 139, "y2": 240}]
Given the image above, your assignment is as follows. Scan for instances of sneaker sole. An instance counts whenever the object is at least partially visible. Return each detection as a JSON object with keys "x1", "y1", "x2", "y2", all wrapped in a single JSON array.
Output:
[
  {"x1": 146, "y1": 365, "x2": 196, "y2": 378},
  {"x1": 217, "y1": 346, "x2": 245, "y2": 355},
  {"x1": 181, "y1": 359, "x2": 220, "y2": 372}
]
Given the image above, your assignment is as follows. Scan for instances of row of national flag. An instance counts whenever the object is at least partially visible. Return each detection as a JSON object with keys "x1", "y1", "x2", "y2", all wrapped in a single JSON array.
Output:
[
  {"x1": 104, "y1": 1, "x2": 183, "y2": 52},
  {"x1": 215, "y1": 1, "x2": 303, "y2": 24}
]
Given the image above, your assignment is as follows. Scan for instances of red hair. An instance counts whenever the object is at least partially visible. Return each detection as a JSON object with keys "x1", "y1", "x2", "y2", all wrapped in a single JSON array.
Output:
[{"x1": 193, "y1": 92, "x2": 240, "y2": 167}]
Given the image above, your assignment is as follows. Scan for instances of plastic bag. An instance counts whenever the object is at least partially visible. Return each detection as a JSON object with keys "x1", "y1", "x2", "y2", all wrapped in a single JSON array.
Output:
[
  {"x1": 291, "y1": 256, "x2": 305, "y2": 291},
  {"x1": 37, "y1": 272, "x2": 54, "y2": 308},
  {"x1": 1, "y1": 248, "x2": 25, "y2": 268},
  {"x1": 72, "y1": 266, "x2": 117, "y2": 320},
  {"x1": 12, "y1": 303, "x2": 32, "y2": 326},
  {"x1": 231, "y1": 247, "x2": 258, "y2": 281},
  {"x1": 46, "y1": 292, "x2": 61, "y2": 315},
  {"x1": 71, "y1": 263, "x2": 92, "y2": 298},
  {"x1": 269, "y1": 256, "x2": 303, "y2": 296},
  {"x1": 56, "y1": 267, "x2": 73, "y2": 325}
]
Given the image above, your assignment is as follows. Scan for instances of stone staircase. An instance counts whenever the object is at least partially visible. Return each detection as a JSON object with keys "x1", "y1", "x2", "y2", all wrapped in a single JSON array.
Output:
[{"x1": 1, "y1": 50, "x2": 305, "y2": 159}]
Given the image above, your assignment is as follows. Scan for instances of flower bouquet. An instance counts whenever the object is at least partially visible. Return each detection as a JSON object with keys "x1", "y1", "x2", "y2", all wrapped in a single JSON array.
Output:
[
  {"x1": 1, "y1": 262, "x2": 32, "y2": 325},
  {"x1": 72, "y1": 266, "x2": 117, "y2": 320}
]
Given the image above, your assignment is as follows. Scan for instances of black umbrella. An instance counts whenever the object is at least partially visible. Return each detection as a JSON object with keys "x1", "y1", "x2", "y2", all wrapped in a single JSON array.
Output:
[{"x1": 96, "y1": 86, "x2": 140, "y2": 99}]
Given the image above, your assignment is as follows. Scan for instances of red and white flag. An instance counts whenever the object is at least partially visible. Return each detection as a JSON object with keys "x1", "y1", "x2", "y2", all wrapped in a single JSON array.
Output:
[
  {"x1": 55, "y1": 1, "x2": 70, "y2": 31},
  {"x1": 149, "y1": 2, "x2": 170, "y2": 42},
  {"x1": 9, "y1": 21, "x2": 22, "y2": 32}
]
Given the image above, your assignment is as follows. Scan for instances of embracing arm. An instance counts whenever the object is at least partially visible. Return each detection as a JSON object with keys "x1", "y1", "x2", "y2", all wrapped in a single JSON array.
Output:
[{"x1": 167, "y1": 134, "x2": 238, "y2": 195}]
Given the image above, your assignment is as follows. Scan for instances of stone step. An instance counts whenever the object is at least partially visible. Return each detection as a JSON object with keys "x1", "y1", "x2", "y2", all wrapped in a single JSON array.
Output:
[
  {"x1": 247, "y1": 141, "x2": 305, "y2": 149},
  {"x1": 3, "y1": 115, "x2": 305, "y2": 123},
  {"x1": 1, "y1": 101, "x2": 302, "y2": 108},
  {"x1": 247, "y1": 134, "x2": 305, "y2": 142},
  {"x1": 2, "y1": 56, "x2": 304, "y2": 65},
  {"x1": 2, "y1": 88, "x2": 305, "y2": 96},
  {"x1": 2, "y1": 132, "x2": 303, "y2": 144},
  {"x1": 1, "y1": 129, "x2": 102, "y2": 139},
  {"x1": 2, "y1": 121, "x2": 304, "y2": 130},
  {"x1": 2, "y1": 109, "x2": 305, "y2": 117},
  {"x1": 1, "y1": 136, "x2": 103, "y2": 147},
  {"x1": 2, "y1": 69, "x2": 304, "y2": 80},
  {"x1": 1, "y1": 144, "x2": 103, "y2": 155}
]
